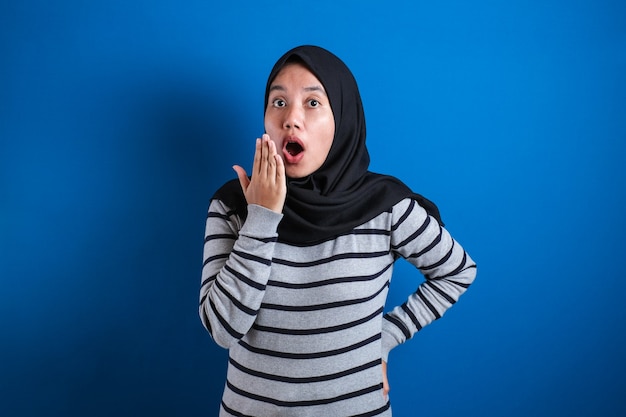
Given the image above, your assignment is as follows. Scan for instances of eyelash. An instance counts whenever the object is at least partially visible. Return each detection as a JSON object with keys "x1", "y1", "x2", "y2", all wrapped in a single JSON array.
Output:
[
  {"x1": 271, "y1": 98, "x2": 320, "y2": 108},
  {"x1": 272, "y1": 99, "x2": 286, "y2": 107}
]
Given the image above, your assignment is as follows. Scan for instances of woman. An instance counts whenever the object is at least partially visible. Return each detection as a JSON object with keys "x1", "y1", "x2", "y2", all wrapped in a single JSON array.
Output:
[{"x1": 200, "y1": 45, "x2": 476, "y2": 416}]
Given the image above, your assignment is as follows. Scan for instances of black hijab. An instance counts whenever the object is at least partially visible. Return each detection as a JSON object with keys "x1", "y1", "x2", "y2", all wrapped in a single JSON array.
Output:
[{"x1": 213, "y1": 45, "x2": 442, "y2": 244}]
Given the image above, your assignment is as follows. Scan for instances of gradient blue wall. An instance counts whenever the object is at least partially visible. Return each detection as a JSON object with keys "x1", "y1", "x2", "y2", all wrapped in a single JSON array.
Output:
[{"x1": 2, "y1": 1, "x2": 625, "y2": 416}]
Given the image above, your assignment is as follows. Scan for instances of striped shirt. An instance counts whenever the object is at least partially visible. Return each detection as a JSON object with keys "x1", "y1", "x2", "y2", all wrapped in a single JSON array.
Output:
[{"x1": 200, "y1": 197, "x2": 476, "y2": 416}]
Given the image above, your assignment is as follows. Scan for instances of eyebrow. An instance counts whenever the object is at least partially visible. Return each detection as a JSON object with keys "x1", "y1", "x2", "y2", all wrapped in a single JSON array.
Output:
[{"x1": 269, "y1": 84, "x2": 327, "y2": 95}]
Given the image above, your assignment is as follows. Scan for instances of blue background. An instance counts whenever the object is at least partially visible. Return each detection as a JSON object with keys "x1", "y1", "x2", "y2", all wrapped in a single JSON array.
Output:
[{"x1": 2, "y1": 1, "x2": 625, "y2": 416}]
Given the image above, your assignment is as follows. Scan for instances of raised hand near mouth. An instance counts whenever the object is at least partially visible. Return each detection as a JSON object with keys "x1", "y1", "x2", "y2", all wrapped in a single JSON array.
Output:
[{"x1": 233, "y1": 134, "x2": 287, "y2": 214}]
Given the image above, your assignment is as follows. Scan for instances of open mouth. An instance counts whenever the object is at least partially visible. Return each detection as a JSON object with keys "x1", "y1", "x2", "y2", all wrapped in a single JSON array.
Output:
[{"x1": 285, "y1": 140, "x2": 304, "y2": 156}]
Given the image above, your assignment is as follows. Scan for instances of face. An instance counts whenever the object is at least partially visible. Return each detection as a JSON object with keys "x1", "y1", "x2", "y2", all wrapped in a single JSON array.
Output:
[{"x1": 265, "y1": 63, "x2": 335, "y2": 179}]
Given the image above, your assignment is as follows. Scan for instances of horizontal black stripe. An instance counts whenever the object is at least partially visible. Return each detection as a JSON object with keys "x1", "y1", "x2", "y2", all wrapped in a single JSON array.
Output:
[
  {"x1": 209, "y1": 297, "x2": 244, "y2": 339},
  {"x1": 383, "y1": 313, "x2": 411, "y2": 340},
  {"x1": 199, "y1": 273, "x2": 216, "y2": 290},
  {"x1": 421, "y1": 240, "x2": 455, "y2": 271},
  {"x1": 284, "y1": 221, "x2": 392, "y2": 247},
  {"x1": 268, "y1": 262, "x2": 392, "y2": 289},
  {"x1": 391, "y1": 199, "x2": 415, "y2": 232},
  {"x1": 204, "y1": 233, "x2": 235, "y2": 243},
  {"x1": 207, "y1": 211, "x2": 232, "y2": 220},
  {"x1": 229, "y1": 357, "x2": 380, "y2": 384},
  {"x1": 417, "y1": 287, "x2": 441, "y2": 320},
  {"x1": 351, "y1": 228, "x2": 390, "y2": 236},
  {"x1": 261, "y1": 280, "x2": 389, "y2": 312},
  {"x1": 221, "y1": 401, "x2": 253, "y2": 417},
  {"x1": 353, "y1": 402, "x2": 391, "y2": 417},
  {"x1": 257, "y1": 236, "x2": 279, "y2": 243},
  {"x1": 215, "y1": 280, "x2": 257, "y2": 316},
  {"x1": 273, "y1": 250, "x2": 389, "y2": 268},
  {"x1": 392, "y1": 214, "x2": 430, "y2": 250},
  {"x1": 202, "y1": 252, "x2": 228, "y2": 267},
  {"x1": 232, "y1": 249, "x2": 272, "y2": 266},
  {"x1": 425, "y1": 280, "x2": 456, "y2": 305},
  {"x1": 252, "y1": 306, "x2": 383, "y2": 335},
  {"x1": 200, "y1": 306, "x2": 212, "y2": 335},
  {"x1": 446, "y1": 266, "x2": 477, "y2": 288},
  {"x1": 224, "y1": 264, "x2": 266, "y2": 291},
  {"x1": 407, "y1": 224, "x2": 443, "y2": 259},
  {"x1": 401, "y1": 302, "x2": 423, "y2": 331},
  {"x1": 226, "y1": 379, "x2": 383, "y2": 407},
  {"x1": 198, "y1": 292, "x2": 207, "y2": 307},
  {"x1": 432, "y1": 252, "x2": 469, "y2": 280},
  {"x1": 222, "y1": 398, "x2": 390, "y2": 417},
  {"x1": 238, "y1": 333, "x2": 381, "y2": 359}
]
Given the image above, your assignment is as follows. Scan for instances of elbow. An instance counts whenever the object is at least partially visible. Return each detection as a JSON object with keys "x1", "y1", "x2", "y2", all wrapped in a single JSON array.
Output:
[
  {"x1": 462, "y1": 262, "x2": 477, "y2": 288},
  {"x1": 468, "y1": 262, "x2": 477, "y2": 282},
  {"x1": 459, "y1": 252, "x2": 477, "y2": 286},
  {"x1": 199, "y1": 304, "x2": 241, "y2": 349},
  {"x1": 209, "y1": 332, "x2": 234, "y2": 350}
]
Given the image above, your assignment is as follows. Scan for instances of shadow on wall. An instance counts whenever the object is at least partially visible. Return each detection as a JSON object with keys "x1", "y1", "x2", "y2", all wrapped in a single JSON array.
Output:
[{"x1": 3, "y1": 70, "x2": 246, "y2": 417}]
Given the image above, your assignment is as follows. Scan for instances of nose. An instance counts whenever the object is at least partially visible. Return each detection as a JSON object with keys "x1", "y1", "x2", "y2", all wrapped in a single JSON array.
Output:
[{"x1": 283, "y1": 106, "x2": 302, "y2": 130}]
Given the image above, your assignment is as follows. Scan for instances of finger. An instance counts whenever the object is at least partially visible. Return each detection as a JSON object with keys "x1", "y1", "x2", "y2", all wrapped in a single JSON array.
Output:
[
  {"x1": 381, "y1": 360, "x2": 390, "y2": 399},
  {"x1": 233, "y1": 165, "x2": 250, "y2": 192},
  {"x1": 260, "y1": 135, "x2": 271, "y2": 178},
  {"x1": 266, "y1": 137, "x2": 278, "y2": 182},
  {"x1": 274, "y1": 152, "x2": 285, "y2": 184},
  {"x1": 252, "y1": 138, "x2": 262, "y2": 177}
]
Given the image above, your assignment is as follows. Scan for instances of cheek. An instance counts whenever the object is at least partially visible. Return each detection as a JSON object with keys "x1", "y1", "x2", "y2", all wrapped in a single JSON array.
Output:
[
  {"x1": 264, "y1": 115, "x2": 278, "y2": 135},
  {"x1": 322, "y1": 117, "x2": 336, "y2": 153}
]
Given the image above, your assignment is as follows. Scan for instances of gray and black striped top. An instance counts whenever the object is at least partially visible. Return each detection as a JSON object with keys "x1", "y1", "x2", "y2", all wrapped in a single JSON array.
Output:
[{"x1": 200, "y1": 197, "x2": 476, "y2": 416}]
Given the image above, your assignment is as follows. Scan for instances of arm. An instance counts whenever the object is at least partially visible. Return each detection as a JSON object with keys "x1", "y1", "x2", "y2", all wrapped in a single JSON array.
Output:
[
  {"x1": 199, "y1": 201, "x2": 282, "y2": 348},
  {"x1": 199, "y1": 135, "x2": 286, "y2": 348},
  {"x1": 381, "y1": 198, "x2": 477, "y2": 361}
]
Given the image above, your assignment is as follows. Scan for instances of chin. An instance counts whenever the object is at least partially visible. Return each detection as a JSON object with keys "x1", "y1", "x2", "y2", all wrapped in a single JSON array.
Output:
[{"x1": 286, "y1": 167, "x2": 312, "y2": 179}]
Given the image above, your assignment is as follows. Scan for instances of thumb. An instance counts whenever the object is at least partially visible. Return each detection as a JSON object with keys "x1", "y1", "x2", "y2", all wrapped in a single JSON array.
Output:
[
  {"x1": 233, "y1": 165, "x2": 250, "y2": 192},
  {"x1": 382, "y1": 360, "x2": 390, "y2": 399}
]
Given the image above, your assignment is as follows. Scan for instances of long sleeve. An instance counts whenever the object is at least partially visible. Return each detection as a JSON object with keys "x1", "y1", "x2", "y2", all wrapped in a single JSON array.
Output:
[
  {"x1": 199, "y1": 200, "x2": 283, "y2": 348},
  {"x1": 381, "y1": 198, "x2": 477, "y2": 361}
]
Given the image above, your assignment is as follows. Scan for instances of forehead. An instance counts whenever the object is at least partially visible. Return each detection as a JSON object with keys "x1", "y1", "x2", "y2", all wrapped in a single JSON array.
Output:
[{"x1": 269, "y1": 63, "x2": 326, "y2": 92}]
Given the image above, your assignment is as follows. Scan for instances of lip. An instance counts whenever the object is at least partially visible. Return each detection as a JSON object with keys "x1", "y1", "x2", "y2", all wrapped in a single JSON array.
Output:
[{"x1": 282, "y1": 135, "x2": 305, "y2": 164}]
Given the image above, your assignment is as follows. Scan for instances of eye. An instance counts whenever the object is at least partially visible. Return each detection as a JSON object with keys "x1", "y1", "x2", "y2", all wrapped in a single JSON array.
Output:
[
  {"x1": 308, "y1": 99, "x2": 320, "y2": 107},
  {"x1": 272, "y1": 98, "x2": 286, "y2": 108}
]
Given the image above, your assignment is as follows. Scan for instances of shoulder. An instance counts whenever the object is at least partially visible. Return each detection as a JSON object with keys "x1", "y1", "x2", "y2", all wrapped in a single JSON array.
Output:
[
  {"x1": 391, "y1": 197, "x2": 430, "y2": 214},
  {"x1": 211, "y1": 178, "x2": 242, "y2": 202},
  {"x1": 210, "y1": 178, "x2": 247, "y2": 217},
  {"x1": 391, "y1": 197, "x2": 438, "y2": 229}
]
